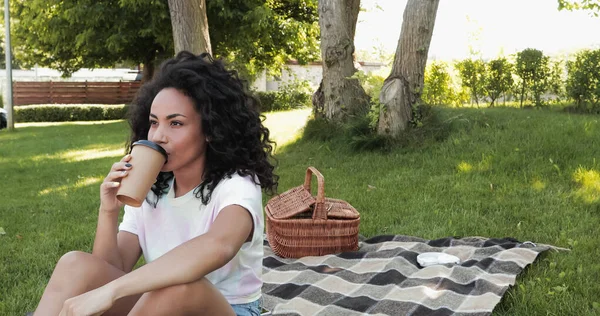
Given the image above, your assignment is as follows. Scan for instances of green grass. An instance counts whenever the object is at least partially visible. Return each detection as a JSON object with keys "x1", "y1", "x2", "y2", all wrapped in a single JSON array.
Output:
[
  {"x1": 262, "y1": 108, "x2": 311, "y2": 152},
  {"x1": 1, "y1": 106, "x2": 599, "y2": 315}
]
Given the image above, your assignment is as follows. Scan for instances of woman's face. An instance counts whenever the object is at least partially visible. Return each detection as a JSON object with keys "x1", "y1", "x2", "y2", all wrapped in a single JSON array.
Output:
[{"x1": 147, "y1": 88, "x2": 207, "y2": 173}]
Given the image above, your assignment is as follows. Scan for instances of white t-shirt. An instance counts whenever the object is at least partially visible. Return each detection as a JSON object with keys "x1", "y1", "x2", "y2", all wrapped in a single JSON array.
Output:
[{"x1": 118, "y1": 173, "x2": 264, "y2": 304}]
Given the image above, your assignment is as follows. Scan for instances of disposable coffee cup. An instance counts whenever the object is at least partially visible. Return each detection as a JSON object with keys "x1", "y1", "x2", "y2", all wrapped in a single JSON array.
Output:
[{"x1": 117, "y1": 140, "x2": 168, "y2": 207}]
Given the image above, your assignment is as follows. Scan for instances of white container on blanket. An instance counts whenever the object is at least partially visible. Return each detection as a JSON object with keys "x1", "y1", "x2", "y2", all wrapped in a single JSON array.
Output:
[{"x1": 417, "y1": 252, "x2": 461, "y2": 267}]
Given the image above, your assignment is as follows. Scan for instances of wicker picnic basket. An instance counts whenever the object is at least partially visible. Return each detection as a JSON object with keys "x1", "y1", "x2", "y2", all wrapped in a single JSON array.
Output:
[{"x1": 265, "y1": 166, "x2": 360, "y2": 258}]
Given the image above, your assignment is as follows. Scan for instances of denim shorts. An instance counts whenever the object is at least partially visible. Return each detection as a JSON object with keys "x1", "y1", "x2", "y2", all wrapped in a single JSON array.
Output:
[{"x1": 230, "y1": 298, "x2": 262, "y2": 316}]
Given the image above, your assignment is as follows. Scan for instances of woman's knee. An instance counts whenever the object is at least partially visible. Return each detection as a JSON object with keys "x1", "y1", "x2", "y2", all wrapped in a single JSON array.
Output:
[
  {"x1": 55, "y1": 251, "x2": 97, "y2": 273},
  {"x1": 43, "y1": 251, "x2": 94, "y2": 294},
  {"x1": 39, "y1": 252, "x2": 135, "y2": 316},
  {"x1": 50, "y1": 251, "x2": 110, "y2": 288}
]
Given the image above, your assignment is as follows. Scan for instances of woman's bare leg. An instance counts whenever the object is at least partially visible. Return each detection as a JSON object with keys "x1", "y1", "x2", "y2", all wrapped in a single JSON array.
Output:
[
  {"x1": 34, "y1": 251, "x2": 141, "y2": 316},
  {"x1": 36, "y1": 251, "x2": 238, "y2": 316},
  {"x1": 129, "y1": 277, "x2": 236, "y2": 316}
]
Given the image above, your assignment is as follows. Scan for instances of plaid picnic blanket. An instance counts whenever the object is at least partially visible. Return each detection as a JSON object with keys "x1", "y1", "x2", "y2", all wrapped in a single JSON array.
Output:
[{"x1": 262, "y1": 235, "x2": 555, "y2": 316}]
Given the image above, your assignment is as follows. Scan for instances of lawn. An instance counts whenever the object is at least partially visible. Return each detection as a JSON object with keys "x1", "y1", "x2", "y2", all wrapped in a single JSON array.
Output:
[{"x1": 1, "y1": 106, "x2": 599, "y2": 315}]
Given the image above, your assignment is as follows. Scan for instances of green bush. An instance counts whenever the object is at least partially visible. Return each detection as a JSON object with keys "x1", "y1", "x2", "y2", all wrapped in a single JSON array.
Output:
[
  {"x1": 548, "y1": 59, "x2": 566, "y2": 102},
  {"x1": 515, "y1": 48, "x2": 551, "y2": 106},
  {"x1": 423, "y1": 60, "x2": 456, "y2": 106},
  {"x1": 277, "y1": 79, "x2": 312, "y2": 108},
  {"x1": 254, "y1": 79, "x2": 312, "y2": 112},
  {"x1": 302, "y1": 115, "x2": 390, "y2": 152},
  {"x1": 455, "y1": 58, "x2": 488, "y2": 106},
  {"x1": 14, "y1": 104, "x2": 129, "y2": 122},
  {"x1": 255, "y1": 92, "x2": 278, "y2": 112},
  {"x1": 352, "y1": 69, "x2": 386, "y2": 130},
  {"x1": 485, "y1": 58, "x2": 514, "y2": 107},
  {"x1": 564, "y1": 103, "x2": 600, "y2": 114},
  {"x1": 566, "y1": 49, "x2": 600, "y2": 108},
  {"x1": 302, "y1": 105, "x2": 449, "y2": 152}
]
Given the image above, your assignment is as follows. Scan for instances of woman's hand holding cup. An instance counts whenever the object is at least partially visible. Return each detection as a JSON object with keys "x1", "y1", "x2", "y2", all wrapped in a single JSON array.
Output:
[{"x1": 100, "y1": 154, "x2": 132, "y2": 214}]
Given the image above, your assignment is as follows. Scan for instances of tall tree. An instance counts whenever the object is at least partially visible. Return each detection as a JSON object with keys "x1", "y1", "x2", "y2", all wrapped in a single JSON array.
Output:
[
  {"x1": 317, "y1": 0, "x2": 370, "y2": 121},
  {"x1": 378, "y1": 0, "x2": 439, "y2": 136},
  {"x1": 209, "y1": 0, "x2": 319, "y2": 80},
  {"x1": 11, "y1": 0, "x2": 172, "y2": 81},
  {"x1": 0, "y1": 40, "x2": 20, "y2": 69},
  {"x1": 167, "y1": 0, "x2": 211, "y2": 55},
  {"x1": 11, "y1": 0, "x2": 319, "y2": 81}
]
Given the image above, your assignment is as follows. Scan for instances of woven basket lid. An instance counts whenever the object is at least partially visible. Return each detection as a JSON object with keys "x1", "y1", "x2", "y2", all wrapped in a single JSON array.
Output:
[
  {"x1": 324, "y1": 198, "x2": 360, "y2": 219},
  {"x1": 266, "y1": 186, "x2": 316, "y2": 219},
  {"x1": 266, "y1": 167, "x2": 360, "y2": 221},
  {"x1": 327, "y1": 206, "x2": 360, "y2": 219}
]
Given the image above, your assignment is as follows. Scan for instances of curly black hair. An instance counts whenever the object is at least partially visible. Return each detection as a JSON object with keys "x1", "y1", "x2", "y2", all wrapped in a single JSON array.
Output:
[{"x1": 127, "y1": 51, "x2": 278, "y2": 205}]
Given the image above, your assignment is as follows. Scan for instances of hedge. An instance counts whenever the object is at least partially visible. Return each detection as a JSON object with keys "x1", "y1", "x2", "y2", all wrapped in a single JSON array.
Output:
[
  {"x1": 255, "y1": 91, "x2": 311, "y2": 112},
  {"x1": 12, "y1": 90, "x2": 312, "y2": 123},
  {"x1": 14, "y1": 104, "x2": 129, "y2": 123}
]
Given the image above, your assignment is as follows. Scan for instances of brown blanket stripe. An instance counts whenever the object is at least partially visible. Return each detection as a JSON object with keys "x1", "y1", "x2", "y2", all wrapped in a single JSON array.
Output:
[{"x1": 262, "y1": 235, "x2": 552, "y2": 315}]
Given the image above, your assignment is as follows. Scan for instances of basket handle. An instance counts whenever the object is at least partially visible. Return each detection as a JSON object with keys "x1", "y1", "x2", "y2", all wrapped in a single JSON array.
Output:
[{"x1": 303, "y1": 167, "x2": 327, "y2": 220}]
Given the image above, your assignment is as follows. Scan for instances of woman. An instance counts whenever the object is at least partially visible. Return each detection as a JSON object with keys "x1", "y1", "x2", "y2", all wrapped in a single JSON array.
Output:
[{"x1": 34, "y1": 51, "x2": 278, "y2": 316}]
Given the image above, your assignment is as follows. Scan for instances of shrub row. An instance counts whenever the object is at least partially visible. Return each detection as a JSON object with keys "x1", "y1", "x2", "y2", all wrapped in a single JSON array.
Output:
[
  {"x1": 419, "y1": 48, "x2": 600, "y2": 113},
  {"x1": 11, "y1": 90, "x2": 312, "y2": 123},
  {"x1": 14, "y1": 104, "x2": 129, "y2": 122},
  {"x1": 255, "y1": 91, "x2": 311, "y2": 112}
]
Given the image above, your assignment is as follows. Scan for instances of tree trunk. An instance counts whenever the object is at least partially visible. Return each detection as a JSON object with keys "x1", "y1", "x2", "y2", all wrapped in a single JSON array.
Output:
[
  {"x1": 520, "y1": 80, "x2": 525, "y2": 107},
  {"x1": 142, "y1": 53, "x2": 156, "y2": 83},
  {"x1": 312, "y1": 81, "x2": 325, "y2": 118},
  {"x1": 489, "y1": 90, "x2": 499, "y2": 107},
  {"x1": 378, "y1": 0, "x2": 439, "y2": 136},
  {"x1": 167, "y1": 0, "x2": 212, "y2": 55},
  {"x1": 318, "y1": 0, "x2": 370, "y2": 122}
]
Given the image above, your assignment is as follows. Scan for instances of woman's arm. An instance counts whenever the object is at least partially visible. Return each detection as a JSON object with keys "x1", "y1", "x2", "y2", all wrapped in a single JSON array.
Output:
[
  {"x1": 92, "y1": 209, "x2": 123, "y2": 269},
  {"x1": 92, "y1": 210, "x2": 141, "y2": 272},
  {"x1": 109, "y1": 204, "x2": 253, "y2": 300},
  {"x1": 91, "y1": 155, "x2": 141, "y2": 272}
]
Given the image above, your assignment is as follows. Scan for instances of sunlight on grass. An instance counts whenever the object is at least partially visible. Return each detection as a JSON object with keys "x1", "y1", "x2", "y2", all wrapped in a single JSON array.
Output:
[
  {"x1": 38, "y1": 176, "x2": 103, "y2": 196},
  {"x1": 32, "y1": 147, "x2": 125, "y2": 162},
  {"x1": 16, "y1": 120, "x2": 123, "y2": 128},
  {"x1": 263, "y1": 108, "x2": 311, "y2": 152},
  {"x1": 478, "y1": 154, "x2": 493, "y2": 171},
  {"x1": 457, "y1": 155, "x2": 493, "y2": 173},
  {"x1": 583, "y1": 120, "x2": 598, "y2": 137},
  {"x1": 532, "y1": 179, "x2": 547, "y2": 192},
  {"x1": 572, "y1": 167, "x2": 600, "y2": 204},
  {"x1": 457, "y1": 161, "x2": 473, "y2": 173},
  {"x1": 60, "y1": 148, "x2": 125, "y2": 162}
]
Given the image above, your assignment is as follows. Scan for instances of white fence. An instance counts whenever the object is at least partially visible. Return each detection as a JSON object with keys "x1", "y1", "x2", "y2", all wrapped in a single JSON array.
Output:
[{"x1": 252, "y1": 61, "x2": 386, "y2": 92}]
